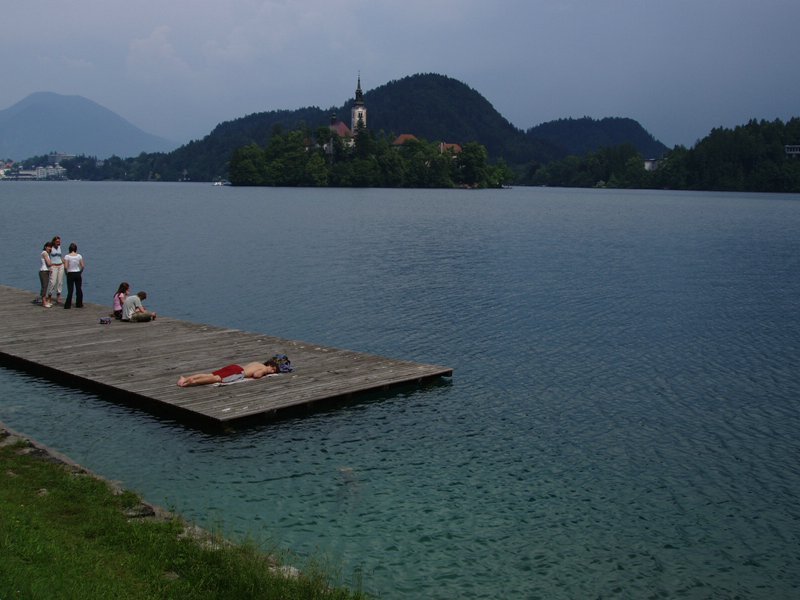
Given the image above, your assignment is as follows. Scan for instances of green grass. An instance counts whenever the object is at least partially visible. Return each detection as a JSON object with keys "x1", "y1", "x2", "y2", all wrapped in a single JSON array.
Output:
[{"x1": 0, "y1": 440, "x2": 369, "y2": 599}]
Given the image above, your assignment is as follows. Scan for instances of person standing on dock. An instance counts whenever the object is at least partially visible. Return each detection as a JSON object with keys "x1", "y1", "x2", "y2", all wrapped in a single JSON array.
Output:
[
  {"x1": 121, "y1": 291, "x2": 156, "y2": 322},
  {"x1": 46, "y1": 235, "x2": 64, "y2": 305},
  {"x1": 63, "y1": 243, "x2": 85, "y2": 309},
  {"x1": 38, "y1": 241, "x2": 53, "y2": 307}
]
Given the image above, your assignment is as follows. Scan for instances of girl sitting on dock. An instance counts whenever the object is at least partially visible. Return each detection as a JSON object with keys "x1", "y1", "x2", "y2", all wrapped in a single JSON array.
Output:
[{"x1": 112, "y1": 282, "x2": 129, "y2": 319}]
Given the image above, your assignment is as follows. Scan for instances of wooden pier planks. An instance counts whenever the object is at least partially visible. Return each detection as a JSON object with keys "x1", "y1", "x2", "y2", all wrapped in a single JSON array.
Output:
[{"x1": 0, "y1": 285, "x2": 452, "y2": 425}]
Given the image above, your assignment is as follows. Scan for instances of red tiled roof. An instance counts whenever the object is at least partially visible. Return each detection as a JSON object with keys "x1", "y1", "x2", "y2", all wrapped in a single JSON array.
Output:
[
  {"x1": 393, "y1": 133, "x2": 418, "y2": 146},
  {"x1": 330, "y1": 121, "x2": 352, "y2": 137},
  {"x1": 439, "y1": 142, "x2": 462, "y2": 154}
]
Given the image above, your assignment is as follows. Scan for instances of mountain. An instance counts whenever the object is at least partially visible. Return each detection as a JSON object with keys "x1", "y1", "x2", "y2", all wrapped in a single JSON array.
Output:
[
  {"x1": 156, "y1": 106, "x2": 331, "y2": 182},
  {"x1": 526, "y1": 117, "x2": 668, "y2": 158},
  {"x1": 0, "y1": 92, "x2": 177, "y2": 160},
  {"x1": 334, "y1": 73, "x2": 564, "y2": 165},
  {"x1": 129, "y1": 74, "x2": 576, "y2": 181},
  {"x1": 163, "y1": 74, "x2": 666, "y2": 181}
]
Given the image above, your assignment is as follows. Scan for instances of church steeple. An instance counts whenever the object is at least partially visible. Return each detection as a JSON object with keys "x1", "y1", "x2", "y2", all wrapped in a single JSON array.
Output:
[
  {"x1": 351, "y1": 73, "x2": 367, "y2": 132},
  {"x1": 354, "y1": 74, "x2": 364, "y2": 106}
]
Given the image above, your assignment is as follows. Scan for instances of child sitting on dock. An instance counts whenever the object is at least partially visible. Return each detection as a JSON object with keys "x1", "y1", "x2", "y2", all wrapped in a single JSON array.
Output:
[{"x1": 177, "y1": 355, "x2": 292, "y2": 387}]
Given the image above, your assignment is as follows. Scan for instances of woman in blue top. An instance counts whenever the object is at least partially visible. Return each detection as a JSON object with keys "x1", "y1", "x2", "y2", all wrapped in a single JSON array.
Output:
[{"x1": 46, "y1": 235, "x2": 64, "y2": 305}]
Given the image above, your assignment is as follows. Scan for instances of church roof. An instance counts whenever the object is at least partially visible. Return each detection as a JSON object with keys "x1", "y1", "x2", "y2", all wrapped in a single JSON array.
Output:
[{"x1": 330, "y1": 121, "x2": 352, "y2": 138}]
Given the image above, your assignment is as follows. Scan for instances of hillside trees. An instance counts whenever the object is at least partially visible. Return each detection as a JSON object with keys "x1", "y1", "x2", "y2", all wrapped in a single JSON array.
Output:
[
  {"x1": 526, "y1": 144, "x2": 644, "y2": 188},
  {"x1": 228, "y1": 144, "x2": 267, "y2": 185},
  {"x1": 228, "y1": 128, "x2": 509, "y2": 188},
  {"x1": 647, "y1": 118, "x2": 800, "y2": 192},
  {"x1": 527, "y1": 117, "x2": 668, "y2": 158},
  {"x1": 524, "y1": 118, "x2": 800, "y2": 192}
]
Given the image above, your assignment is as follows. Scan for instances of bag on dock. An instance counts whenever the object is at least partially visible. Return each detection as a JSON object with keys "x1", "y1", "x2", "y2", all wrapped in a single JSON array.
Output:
[{"x1": 271, "y1": 354, "x2": 293, "y2": 373}]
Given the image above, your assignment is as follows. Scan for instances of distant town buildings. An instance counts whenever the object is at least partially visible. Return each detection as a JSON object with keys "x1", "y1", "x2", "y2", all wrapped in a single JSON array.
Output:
[
  {"x1": 47, "y1": 152, "x2": 75, "y2": 165},
  {"x1": 643, "y1": 158, "x2": 661, "y2": 171},
  {"x1": 0, "y1": 163, "x2": 67, "y2": 180},
  {"x1": 0, "y1": 153, "x2": 70, "y2": 180}
]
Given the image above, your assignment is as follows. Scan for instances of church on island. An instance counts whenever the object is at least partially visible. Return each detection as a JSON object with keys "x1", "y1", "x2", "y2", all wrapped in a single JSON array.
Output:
[
  {"x1": 327, "y1": 75, "x2": 367, "y2": 146},
  {"x1": 327, "y1": 75, "x2": 461, "y2": 155}
]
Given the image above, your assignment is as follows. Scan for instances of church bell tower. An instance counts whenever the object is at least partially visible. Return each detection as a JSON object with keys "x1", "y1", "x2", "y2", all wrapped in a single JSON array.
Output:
[{"x1": 351, "y1": 74, "x2": 367, "y2": 133}]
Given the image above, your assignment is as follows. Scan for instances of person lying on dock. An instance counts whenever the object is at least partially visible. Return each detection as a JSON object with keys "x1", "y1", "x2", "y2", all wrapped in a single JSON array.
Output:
[{"x1": 177, "y1": 360, "x2": 280, "y2": 387}]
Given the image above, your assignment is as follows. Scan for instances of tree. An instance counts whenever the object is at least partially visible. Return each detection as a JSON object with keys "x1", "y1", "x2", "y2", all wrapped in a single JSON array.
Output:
[
  {"x1": 303, "y1": 152, "x2": 329, "y2": 186},
  {"x1": 486, "y1": 159, "x2": 514, "y2": 188},
  {"x1": 229, "y1": 144, "x2": 266, "y2": 185},
  {"x1": 263, "y1": 131, "x2": 308, "y2": 186},
  {"x1": 455, "y1": 142, "x2": 488, "y2": 187}
]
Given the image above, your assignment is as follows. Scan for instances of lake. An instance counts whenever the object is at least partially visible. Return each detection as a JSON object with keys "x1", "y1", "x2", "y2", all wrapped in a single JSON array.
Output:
[{"x1": 1, "y1": 181, "x2": 799, "y2": 598}]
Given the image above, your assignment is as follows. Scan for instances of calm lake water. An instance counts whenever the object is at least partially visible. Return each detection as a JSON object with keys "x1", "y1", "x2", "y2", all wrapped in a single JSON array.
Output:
[{"x1": 1, "y1": 181, "x2": 799, "y2": 599}]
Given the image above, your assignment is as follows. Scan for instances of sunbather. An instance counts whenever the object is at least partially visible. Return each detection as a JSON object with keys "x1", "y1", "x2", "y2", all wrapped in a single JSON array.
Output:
[{"x1": 177, "y1": 360, "x2": 279, "y2": 387}]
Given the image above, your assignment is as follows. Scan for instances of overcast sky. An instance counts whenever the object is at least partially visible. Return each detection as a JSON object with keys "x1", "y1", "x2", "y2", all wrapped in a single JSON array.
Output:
[{"x1": 2, "y1": 0, "x2": 798, "y2": 148}]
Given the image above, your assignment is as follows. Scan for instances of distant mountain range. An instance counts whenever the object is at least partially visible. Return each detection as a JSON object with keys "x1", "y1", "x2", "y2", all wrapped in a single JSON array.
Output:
[
  {"x1": 1, "y1": 75, "x2": 669, "y2": 179},
  {"x1": 0, "y1": 92, "x2": 177, "y2": 160}
]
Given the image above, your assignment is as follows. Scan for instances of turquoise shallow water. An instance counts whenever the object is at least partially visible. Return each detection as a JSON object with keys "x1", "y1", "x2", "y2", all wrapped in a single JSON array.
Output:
[{"x1": 1, "y1": 182, "x2": 799, "y2": 598}]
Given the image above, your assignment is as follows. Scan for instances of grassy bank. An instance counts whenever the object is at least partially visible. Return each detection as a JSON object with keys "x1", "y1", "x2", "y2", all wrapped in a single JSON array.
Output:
[{"x1": 0, "y1": 432, "x2": 369, "y2": 599}]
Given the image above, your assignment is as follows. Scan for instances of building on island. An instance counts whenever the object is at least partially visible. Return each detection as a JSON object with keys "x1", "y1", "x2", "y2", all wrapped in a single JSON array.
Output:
[
  {"x1": 392, "y1": 134, "x2": 418, "y2": 147},
  {"x1": 393, "y1": 134, "x2": 463, "y2": 156},
  {"x1": 351, "y1": 74, "x2": 367, "y2": 133},
  {"x1": 329, "y1": 115, "x2": 352, "y2": 140},
  {"x1": 326, "y1": 75, "x2": 462, "y2": 157},
  {"x1": 325, "y1": 75, "x2": 368, "y2": 153},
  {"x1": 438, "y1": 142, "x2": 462, "y2": 155}
]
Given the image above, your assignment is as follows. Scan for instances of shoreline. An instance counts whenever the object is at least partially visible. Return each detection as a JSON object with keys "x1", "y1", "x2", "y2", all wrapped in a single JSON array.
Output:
[
  {"x1": 0, "y1": 418, "x2": 171, "y2": 519},
  {"x1": 0, "y1": 419, "x2": 300, "y2": 579}
]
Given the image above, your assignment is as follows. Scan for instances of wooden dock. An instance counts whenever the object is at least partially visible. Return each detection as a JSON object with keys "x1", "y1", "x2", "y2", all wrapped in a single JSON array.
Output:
[{"x1": 0, "y1": 285, "x2": 452, "y2": 427}]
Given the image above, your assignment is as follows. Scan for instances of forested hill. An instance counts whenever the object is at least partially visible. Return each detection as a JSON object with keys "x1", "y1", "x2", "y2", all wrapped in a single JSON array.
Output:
[
  {"x1": 335, "y1": 73, "x2": 563, "y2": 165},
  {"x1": 525, "y1": 118, "x2": 800, "y2": 193},
  {"x1": 162, "y1": 106, "x2": 329, "y2": 182},
  {"x1": 56, "y1": 73, "x2": 669, "y2": 182},
  {"x1": 157, "y1": 73, "x2": 564, "y2": 180},
  {"x1": 527, "y1": 117, "x2": 668, "y2": 158}
]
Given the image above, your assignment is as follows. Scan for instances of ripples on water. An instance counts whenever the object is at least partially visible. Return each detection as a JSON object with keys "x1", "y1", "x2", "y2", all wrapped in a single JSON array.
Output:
[{"x1": 1, "y1": 182, "x2": 799, "y2": 598}]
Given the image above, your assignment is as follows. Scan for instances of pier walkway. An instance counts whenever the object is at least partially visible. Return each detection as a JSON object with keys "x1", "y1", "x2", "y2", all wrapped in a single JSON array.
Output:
[{"x1": 0, "y1": 285, "x2": 452, "y2": 427}]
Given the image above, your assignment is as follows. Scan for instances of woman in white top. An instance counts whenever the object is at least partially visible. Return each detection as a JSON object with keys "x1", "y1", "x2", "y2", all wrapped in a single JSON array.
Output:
[
  {"x1": 63, "y1": 242, "x2": 85, "y2": 309},
  {"x1": 38, "y1": 241, "x2": 53, "y2": 307}
]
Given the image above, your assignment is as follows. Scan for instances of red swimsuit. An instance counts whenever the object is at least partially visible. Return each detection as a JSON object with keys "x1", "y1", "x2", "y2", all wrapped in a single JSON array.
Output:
[{"x1": 212, "y1": 364, "x2": 245, "y2": 382}]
